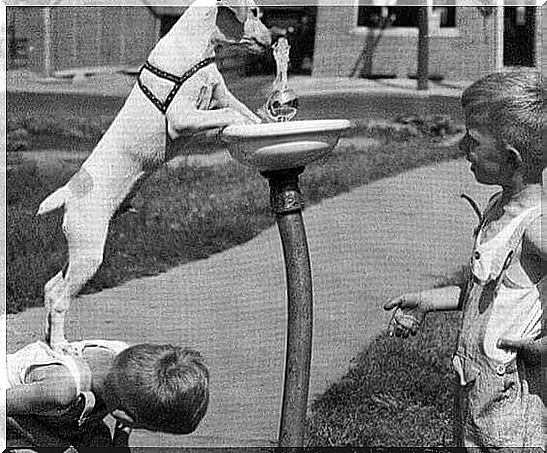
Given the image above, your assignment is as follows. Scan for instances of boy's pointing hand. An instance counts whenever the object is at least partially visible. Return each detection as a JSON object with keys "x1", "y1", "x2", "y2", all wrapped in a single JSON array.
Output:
[{"x1": 384, "y1": 293, "x2": 428, "y2": 338}]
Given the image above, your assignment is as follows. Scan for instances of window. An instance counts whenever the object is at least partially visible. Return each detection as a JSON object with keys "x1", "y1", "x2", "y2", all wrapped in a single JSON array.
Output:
[{"x1": 357, "y1": 6, "x2": 456, "y2": 29}]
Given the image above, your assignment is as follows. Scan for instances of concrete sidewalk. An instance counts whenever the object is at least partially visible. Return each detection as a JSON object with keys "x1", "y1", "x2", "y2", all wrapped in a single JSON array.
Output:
[
  {"x1": 6, "y1": 159, "x2": 493, "y2": 447},
  {"x1": 6, "y1": 68, "x2": 469, "y2": 100}
]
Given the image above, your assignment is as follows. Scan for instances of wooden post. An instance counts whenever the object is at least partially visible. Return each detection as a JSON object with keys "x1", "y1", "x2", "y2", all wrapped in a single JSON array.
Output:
[
  {"x1": 43, "y1": 7, "x2": 53, "y2": 77},
  {"x1": 417, "y1": 6, "x2": 429, "y2": 91}
]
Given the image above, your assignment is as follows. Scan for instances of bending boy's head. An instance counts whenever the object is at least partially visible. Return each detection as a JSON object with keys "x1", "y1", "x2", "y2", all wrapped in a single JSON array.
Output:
[
  {"x1": 461, "y1": 69, "x2": 544, "y2": 181},
  {"x1": 104, "y1": 344, "x2": 209, "y2": 434}
]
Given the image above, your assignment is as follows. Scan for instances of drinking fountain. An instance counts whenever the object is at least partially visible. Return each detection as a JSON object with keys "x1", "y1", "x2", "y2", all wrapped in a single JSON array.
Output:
[{"x1": 220, "y1": 37, "x2": 351, "y2": 448}]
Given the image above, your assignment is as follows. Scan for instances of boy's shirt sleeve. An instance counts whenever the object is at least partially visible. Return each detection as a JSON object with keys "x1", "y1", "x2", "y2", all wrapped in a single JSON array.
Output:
[{"x1": 7, "y1": 372, "x2": 77, "y2": 416}]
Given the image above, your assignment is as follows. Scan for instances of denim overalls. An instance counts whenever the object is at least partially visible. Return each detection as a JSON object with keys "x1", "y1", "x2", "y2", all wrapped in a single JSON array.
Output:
[{"x1": 453, "y1": 193, "x2": 543, "y2": 449}]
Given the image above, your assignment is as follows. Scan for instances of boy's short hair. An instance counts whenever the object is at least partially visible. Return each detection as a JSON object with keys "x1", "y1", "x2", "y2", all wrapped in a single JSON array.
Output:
[
  {"x1": 105, "y1": 344, "x2": 209, "y2": 434},
  {"x1": 461, "y1": 69, "x2": 544, "y2": 178}
]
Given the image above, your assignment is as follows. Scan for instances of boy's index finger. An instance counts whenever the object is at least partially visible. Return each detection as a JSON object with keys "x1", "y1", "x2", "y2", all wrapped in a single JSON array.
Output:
[
  {"x1": 497, "y1": 337, "x2": 539, "y2": 351},
  {"x1": 497, "y1": 338, "x2": 520, "y2": 350}
]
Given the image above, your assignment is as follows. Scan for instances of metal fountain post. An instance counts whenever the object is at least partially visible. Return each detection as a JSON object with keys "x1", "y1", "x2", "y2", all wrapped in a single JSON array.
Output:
[
  {"x1": 261, "y1": 165, "x2": 312, "y2": 448},
  {"x1": 263, "y1": 38, "x2": 311, "y2": 448},
  {"x1": 221, "y1": 37, "x2": 349, "y2": 448}
]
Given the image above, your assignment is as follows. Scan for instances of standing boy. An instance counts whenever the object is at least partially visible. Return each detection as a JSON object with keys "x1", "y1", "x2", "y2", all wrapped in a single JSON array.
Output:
[{"x1": 384, "y1": 70, "x2": 544, "y2": 448}]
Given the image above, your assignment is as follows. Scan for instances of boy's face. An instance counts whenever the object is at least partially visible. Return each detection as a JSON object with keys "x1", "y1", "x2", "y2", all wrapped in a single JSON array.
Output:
[{"x1": 459, "y1": 108, "x2": 515, "y2": 186}]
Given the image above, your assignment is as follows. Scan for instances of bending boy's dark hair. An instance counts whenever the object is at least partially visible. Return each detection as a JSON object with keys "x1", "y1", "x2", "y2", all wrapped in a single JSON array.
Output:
[
  {"x1": 461, "y1": 69, "x2": 544, "y2": 181},
  {"x1": 106, "y1": 344, "x2": 209, "y2": 434}
]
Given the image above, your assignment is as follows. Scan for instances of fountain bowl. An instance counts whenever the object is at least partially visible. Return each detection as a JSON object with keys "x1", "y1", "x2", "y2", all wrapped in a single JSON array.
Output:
[{"x1": 221, "y1": 119, "x2": 352, "y2": 171}]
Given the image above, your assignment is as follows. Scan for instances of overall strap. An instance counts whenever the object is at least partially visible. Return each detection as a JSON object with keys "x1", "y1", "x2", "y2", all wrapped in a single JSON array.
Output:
[
  {"x1": 491, "y1": 205, "x2": 541, "y2": 294},
  {"x1": 476, "y1": 191, "x2": 504, "y2": 235},
  {"x1": 138, "y1": 58, "x2": 216, "y2": 114},
  {"x1": 501, "y1": 205, "x2": 541, "y2": 264},
  {"x1": 461, "y1": 191, "x2": 503, "y2": 237},
  {"x1": 506, "y1": 205, "x2": 541, "y2": 249},
  {"x1": 458, "y1": 200, "x2": 540, "y2": 308}
]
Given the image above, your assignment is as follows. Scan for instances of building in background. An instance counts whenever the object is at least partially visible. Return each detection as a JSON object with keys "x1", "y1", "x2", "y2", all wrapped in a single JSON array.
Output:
[
  {"x1": 7, "y1": 5, "x2": 160, "y2": 75},
  {"x1": 6, "y1": 4, "x2": 266, "y2": 77},
  {"x1": 312, "y1": 4, "x2": 542, "y2": 80},
  {"x1": 7, "y1": 4, "x2": 543, "y2": 81}
]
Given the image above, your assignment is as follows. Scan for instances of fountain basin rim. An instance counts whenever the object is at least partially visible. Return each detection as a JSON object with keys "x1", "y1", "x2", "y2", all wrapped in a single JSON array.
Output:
[{"x1": 221, "y1": 119, "x2": 352, "y2": 141}]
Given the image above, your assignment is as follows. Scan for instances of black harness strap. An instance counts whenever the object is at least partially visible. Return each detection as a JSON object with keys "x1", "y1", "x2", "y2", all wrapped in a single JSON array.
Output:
[{"x1": 138, "y1": 57, "x2": 216, "y2": 114}]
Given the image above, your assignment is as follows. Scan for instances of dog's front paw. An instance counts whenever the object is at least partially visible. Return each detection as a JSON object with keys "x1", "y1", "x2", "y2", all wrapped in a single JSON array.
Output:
[
  {"x1": 255, "y1": 106, "x2": 272, "y2": 123},
  {"x1": 49, "y1": 337, "x2": 77, "y2": 355}
]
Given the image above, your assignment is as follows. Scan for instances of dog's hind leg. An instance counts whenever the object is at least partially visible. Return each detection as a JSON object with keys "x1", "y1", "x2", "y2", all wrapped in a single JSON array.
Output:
[{"x1": 45, "y1": 202, "x2": 111, "y2": 352}]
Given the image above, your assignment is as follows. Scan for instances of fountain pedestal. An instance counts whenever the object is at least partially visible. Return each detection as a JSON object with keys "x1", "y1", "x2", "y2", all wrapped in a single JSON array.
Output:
[
  {"x1": 221, "y1": 119, "x2": 351, "y2": 447},
  {"x1": 261, "y1": 166, "x2": 312, "y2": 447}
]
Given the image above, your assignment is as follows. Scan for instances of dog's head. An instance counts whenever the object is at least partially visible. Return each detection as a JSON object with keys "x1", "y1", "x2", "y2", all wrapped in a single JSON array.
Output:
[{"x1": 216, "y1": 0, "x2": 271, "y2": 53}]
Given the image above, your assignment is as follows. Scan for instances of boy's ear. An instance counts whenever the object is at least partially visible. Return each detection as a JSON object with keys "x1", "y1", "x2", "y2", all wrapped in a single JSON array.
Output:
[
  {"x1": 111, "y1": 408, "x2": 136, "y2": 427},
  {"x1": 504, "y1": 142, "x2": 523, "y2": 170}
]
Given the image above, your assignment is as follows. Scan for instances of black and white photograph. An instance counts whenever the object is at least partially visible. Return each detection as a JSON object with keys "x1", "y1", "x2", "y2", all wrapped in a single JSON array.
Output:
[{"x1": 3, "y1": 0, "x2": 545, "y2": 450}]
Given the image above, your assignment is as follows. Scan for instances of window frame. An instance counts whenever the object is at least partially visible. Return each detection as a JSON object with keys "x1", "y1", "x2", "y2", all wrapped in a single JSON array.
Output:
[{"x1": 351, "y1": 3, "x2": 460, "y2": 38}]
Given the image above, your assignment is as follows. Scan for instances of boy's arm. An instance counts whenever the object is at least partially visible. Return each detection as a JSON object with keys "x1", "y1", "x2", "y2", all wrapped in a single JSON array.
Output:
[
  {"x1": 497, "y1": 216, "x2": 545, "y2": 363},
  {"x1": 417, "y1": 285, "x2": 462, "y2": 311},
  {"x1": 385, "y1": 285, "x2": 462, "y2": 313},
  {"x1": 7, "y1": 375, "x2": 77, "y2": 416},
  {"x1": 497, "y1": 337, "x2": 545, "y2": 366}
]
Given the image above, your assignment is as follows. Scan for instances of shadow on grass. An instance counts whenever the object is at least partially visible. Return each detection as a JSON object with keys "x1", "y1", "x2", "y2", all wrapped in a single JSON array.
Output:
[
  {"x1": 306, "y1": 311, "x2": 461, "y2": 447},
  {"x1": 306, "y1": 269, "x2": 467, "y2": 447}
]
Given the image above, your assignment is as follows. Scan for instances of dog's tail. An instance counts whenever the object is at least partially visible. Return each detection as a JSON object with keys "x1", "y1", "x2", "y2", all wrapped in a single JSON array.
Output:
[{"x1": 37, "y1": 187, "x2": 68, "y2": 216}]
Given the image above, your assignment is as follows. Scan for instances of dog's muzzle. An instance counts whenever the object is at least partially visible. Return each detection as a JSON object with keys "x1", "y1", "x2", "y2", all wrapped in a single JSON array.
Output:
[{"x1": 137, "y1": 58, "x2": 216, "y2": 114}]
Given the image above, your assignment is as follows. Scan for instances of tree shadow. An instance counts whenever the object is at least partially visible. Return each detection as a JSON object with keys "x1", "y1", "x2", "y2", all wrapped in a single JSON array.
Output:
[{"x1": 349, "y1": 15, "x2": 394, "y2": 79}]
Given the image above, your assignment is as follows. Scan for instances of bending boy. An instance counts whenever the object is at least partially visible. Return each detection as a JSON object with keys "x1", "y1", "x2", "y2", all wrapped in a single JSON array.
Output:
[{"x1": 6, "y1": 339, "x2": 209, "y2": 449}]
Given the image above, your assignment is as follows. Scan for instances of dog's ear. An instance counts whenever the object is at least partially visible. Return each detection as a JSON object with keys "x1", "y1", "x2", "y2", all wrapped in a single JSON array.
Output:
[
  {"x1": 217, "y1": 0, "x2": 253, "y2": 23},
  {"x1": 216, "y1": 0, "x2": 271, "y2": 50}
]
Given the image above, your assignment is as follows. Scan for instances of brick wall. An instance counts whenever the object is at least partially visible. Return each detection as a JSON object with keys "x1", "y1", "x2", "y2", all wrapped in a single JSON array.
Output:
[
  {"x1": 8, "y1": 6, "x2": 159, "y2": 74},
  {"x1": 312, "y1": 5, "x2": 502, "y2": 81},
  {"x1": 50, "y1": 7, "x2": 158, "y2": 71}
]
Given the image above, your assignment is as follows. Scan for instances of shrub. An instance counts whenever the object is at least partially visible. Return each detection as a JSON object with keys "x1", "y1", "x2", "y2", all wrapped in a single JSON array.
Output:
[
  {"x1": 7, "y1": 128, "x2": 31, "y2": 152},
  {"x1": 6, "y1": 114, "x2": 116, "y2": 152},
  {"x1": 396, "y1": 114, "x2": 464, "y2": 138}
]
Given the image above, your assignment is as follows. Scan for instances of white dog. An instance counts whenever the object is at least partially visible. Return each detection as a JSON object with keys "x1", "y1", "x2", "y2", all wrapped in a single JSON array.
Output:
[{"x1": 37, "y1": 0, "x2": 271, "y2": 352}]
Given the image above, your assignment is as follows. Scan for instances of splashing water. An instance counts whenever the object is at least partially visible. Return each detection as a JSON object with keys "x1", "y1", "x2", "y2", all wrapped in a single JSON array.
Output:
[{"x1": 264, "y1": 37, "x2": 299, "y2": 122}]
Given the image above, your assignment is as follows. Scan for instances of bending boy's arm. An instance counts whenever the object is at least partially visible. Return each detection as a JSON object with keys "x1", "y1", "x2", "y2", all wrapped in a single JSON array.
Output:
[{"x1": 7, "y1": 376, "x2": 77, "y2": 416}]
